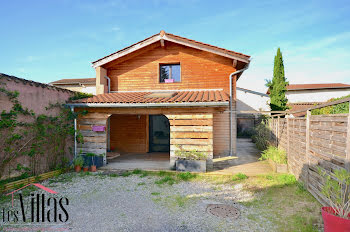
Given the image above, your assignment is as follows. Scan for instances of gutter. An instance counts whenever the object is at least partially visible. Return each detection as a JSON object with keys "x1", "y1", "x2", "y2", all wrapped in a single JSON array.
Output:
[
  {"x1": 228, "y1": 62, "x2": 250, "y2": 156},
  {"x1": 66, "y1": 102, "x2": 229, "y2": 108}
]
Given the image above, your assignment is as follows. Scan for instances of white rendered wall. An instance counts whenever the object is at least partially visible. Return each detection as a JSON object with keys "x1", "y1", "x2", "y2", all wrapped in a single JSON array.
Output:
[
  {"x1": 286, "y1": 89, "x2": 350, "y2": 103},
  {"x1": 236, "y1": 89, "x2": 270, "y2": 112}
]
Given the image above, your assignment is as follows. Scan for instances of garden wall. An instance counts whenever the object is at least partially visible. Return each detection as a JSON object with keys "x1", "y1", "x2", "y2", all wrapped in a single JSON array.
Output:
[
  {"x1": 0, "y1": 73, "x2": 75, "y2": 180},
  {"x1": 268, "y1": 112, "x2": 350, "y2": 205}
]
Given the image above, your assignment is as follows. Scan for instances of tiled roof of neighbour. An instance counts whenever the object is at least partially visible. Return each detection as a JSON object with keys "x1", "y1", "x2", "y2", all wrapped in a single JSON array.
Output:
[
  {"x1": 92, "y1": 30, "x2": 250, "y2": 66},
  {"x1": 0, "y1": 73, "x2": 73, "y2": 93},
  {"x1": 287, "y1": 83, "x2": 350, "y2": 91},
  {"x1": 288, "y1": 102, "x2": 323, "y2": 117},
  {"x1": 70, "y1": 90, "x2": 229, "y2": 104},
  {"x1": 50, "y1": 78, "x2": 96, "y2": 85}
]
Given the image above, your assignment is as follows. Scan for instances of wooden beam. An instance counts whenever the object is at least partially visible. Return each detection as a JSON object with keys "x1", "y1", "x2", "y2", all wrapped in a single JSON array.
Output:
[
  {"x1": 233, "y1": 59, "x2": 237, "y2": 68},
  {"x1": 160, "y1": 39, "x2": 165, "y2": 47}
]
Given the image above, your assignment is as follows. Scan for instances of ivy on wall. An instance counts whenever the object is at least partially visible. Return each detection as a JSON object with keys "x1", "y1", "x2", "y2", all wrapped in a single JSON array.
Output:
[{"x1": 0, "y1": 81, "x2": 85, "y2": 179}]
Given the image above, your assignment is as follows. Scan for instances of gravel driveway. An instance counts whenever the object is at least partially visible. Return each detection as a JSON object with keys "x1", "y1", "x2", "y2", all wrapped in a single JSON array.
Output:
[{"x1": 1, "y1": 172, "x2": 275, "y2": 232}]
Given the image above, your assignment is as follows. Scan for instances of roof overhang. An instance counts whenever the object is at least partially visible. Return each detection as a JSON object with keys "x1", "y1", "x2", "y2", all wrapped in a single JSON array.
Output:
[
  {"x1": 66, "y1": 102, "x2": 229, "y2": 108},
  {"x1": 91, "y1": 32, "x2": 250, "y2": 68}
]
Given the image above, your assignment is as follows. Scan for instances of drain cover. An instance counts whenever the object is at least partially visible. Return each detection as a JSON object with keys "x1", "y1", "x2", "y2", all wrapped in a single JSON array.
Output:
[{"x1": 206, "y1": 204, "x2": 240, "y2": 219}]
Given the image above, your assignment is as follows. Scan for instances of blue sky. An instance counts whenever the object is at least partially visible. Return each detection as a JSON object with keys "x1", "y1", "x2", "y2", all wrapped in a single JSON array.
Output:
[{"x1": 1, "y1": 0, "x2": 349, "y2": 92}]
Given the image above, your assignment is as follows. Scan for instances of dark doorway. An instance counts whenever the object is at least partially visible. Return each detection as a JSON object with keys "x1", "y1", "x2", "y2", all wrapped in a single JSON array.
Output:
[{"x1": 149, "y1": 115, "x2": 170, "y2": 152}]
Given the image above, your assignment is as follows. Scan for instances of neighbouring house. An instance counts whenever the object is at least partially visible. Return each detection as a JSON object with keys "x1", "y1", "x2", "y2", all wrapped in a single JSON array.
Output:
[
  {"x1": 266, "y1": 83, "x2": 350, "y2": 117},
  {"x1": 67, "y1": 30, "x2": 251, "y2": 170},
  {"x1": 236, "y1": 87, "x2": 269, "y2": 136},
  {"x1": 50, "y1": 78, "x2": 96, "y2": 95}
]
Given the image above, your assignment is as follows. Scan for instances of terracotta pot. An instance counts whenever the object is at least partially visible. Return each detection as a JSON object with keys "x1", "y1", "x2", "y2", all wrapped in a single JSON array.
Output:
[
  {"x1": 83, "y1": 167, "x2": 89, "y2": 172},
  {"x1": 75, "y1": 165, "x2": 81, "y2": 172},
  {"x1": 90, "y1": 165, "x2": 97, "y2": 172},
  {"x1": 322, "y1": 207, "x2": 350, "y2": 232}
]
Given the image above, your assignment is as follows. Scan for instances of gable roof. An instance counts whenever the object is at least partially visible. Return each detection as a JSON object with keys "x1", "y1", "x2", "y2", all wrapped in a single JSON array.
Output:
[
  {"x1": 287, "y1": 83, "x2": 350, "y2": 91},
  {"x1": 50, "y1": 78, "x2": 96, "y2": 85},
  {"x1": 69, "y1": 89, "x2": 229, "y2": 107},
  {"x1": 92, "y1": 30, "x2": 250, "y2": 68}
]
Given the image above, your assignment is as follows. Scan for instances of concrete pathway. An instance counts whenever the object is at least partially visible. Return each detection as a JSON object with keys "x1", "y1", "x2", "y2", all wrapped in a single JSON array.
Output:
[{"x1": 210, "y1": 138, "x2": 272, "y2": 176}]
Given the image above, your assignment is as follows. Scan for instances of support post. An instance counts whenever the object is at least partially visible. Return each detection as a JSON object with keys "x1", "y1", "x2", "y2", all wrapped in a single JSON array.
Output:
[
  {"x1": 346, "y1": 101, "x2": 350, "y2": 172},
  {"x1": 306, "y1": 110, "x2": 311, "y2": 189},
  {"x1": 287, "y1": 116, "x2": 290, "y2": 170},
  {"x1": 277, "y1": 116, "x2": 280, "y2": 147}
]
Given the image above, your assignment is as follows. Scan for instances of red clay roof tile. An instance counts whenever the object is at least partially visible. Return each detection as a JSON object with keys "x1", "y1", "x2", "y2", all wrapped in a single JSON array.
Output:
[{"x1": 71, "y1": 90, "x2": 229, "y2": 104}]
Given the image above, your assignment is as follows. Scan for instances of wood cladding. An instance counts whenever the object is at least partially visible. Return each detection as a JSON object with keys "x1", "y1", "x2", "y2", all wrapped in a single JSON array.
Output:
[
  {"x1": 269, "y1": 114, "x2": 350, "y2": 205},
  {"x1": 106, "y1": 41, "x2": 236, "y2": 92},
  {"x1": 109, "y1": 114, "x2": 148, "y2": 153}
]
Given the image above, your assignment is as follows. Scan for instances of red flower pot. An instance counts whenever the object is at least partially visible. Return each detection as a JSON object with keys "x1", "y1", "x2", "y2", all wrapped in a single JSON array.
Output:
[
  {"x1": 75, "y1": 165, "x2": 81, "y2": 173},
  {"x1": 322, "y1": 207, "x2": 350, "y2": 232},
  {"x1": 83, "y1": 167, "x2": 89, "y2": 172},
  {"x1": 90, "y1": 165, "x2": 97, "y2": 172}
]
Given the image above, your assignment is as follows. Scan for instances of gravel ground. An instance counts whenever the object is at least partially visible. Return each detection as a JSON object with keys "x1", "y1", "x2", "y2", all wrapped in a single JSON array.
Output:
[{"x1": 1, "y1": 172, "x2": 276, "y2": 232}]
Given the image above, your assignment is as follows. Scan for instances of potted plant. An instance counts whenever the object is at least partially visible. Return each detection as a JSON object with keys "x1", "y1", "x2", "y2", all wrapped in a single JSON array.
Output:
[
  {"x1": 86, "y1": 153, "x2": 97, "y2": 172},
  {"x1": 83, "y1": 159, "x2": 89, "y2": 172},
  {"x1": 175, "y1": 145, "x2": 207, "y2": 172},
  {"x1": 73, "y1": 155, "x2": 84, "y2": 172},
  {"x1": 259, "y1": 146, "x2": 288, "y2": 173},
  {"x1": 319, "y1": 168, "x2": 350, "y2": 232}
]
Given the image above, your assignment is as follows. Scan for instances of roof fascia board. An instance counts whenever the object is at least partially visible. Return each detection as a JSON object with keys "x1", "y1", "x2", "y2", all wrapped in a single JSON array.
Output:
[
  {"x1": 92, "y1": 35, "x2": 162, "y2": 68},
  {"x1": 67, "y1": 102, "x2": 229, "y2": 108},
  {"x1": 92, "y1": 34, "x2": 250, "y2": 68},
  {"x1": 163, "y1": 34, "x2": 249, "y2": 63}
]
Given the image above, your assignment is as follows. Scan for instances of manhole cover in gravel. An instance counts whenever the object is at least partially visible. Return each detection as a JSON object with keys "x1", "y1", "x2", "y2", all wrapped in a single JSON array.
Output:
[{"x1": 206, "y1": 204, "x2": 240, "y2": 219}]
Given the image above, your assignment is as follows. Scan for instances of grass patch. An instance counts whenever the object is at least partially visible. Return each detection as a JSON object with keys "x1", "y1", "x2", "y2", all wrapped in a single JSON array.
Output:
[
  {"x1": 109, "y1": 173, "x2": 119, "y2": 177},
  {"x1": 232, "y1": 173, "x2": 248, "y2": 181},
  {"x1": 155, "y1": 176, "x2": 176, "y2": 185},
  {"x1": 137, "y1": 182, "x2": 146, "y2": 186},
  {"x1": 151, "y1": 192, "x2": 160, "y2": 196},
  {"x1": 177, "y1": 172, "x2": 197, "y2": 181},
  {"x1": 121, "y1": 171, "x2": 132, "y2": 177},
  {"x1": 240, "y1": 173, "x2": 321, "y2": 231},
  {"x1": 132, "y1": 169, "x2": 142, "y2": 175}
]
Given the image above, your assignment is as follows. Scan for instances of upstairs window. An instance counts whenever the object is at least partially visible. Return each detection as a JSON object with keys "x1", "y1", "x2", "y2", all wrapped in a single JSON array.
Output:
[{"x1": 159, "y1": 64, "x2": 181, "y2": 83}]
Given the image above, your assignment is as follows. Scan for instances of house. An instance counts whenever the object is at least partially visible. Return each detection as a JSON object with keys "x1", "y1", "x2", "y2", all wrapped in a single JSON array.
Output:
[
  {"x1": 236, "y1": 87, "x2": 269, "y2": 136},
  {"x1": 50, "y1": 78, "x2": 96, "y2": 95},
  {"x1": 285, "y1": 83, "x2": 350, "y2": 103},
  {"x1": 67, "y1": 30, "x2": 251, "y2": 170}
]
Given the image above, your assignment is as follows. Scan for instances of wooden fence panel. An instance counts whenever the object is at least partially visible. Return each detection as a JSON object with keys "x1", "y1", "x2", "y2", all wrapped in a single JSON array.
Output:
[{"x1": 267, "y1": 113, "x2": 349, "y2": 205}]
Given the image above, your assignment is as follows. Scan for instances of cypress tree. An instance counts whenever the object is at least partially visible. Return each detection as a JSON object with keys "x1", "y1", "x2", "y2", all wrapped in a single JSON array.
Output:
[{"x1": 266, "y1": 48, "x2": 289, "y2": 111}]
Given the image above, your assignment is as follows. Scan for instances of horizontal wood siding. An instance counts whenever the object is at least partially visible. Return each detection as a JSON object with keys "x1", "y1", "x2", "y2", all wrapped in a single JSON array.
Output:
[
  {"x1": 166, "y1": 113, "x2": 214, "y2": 170},
  {"x1": 110, "y1": 114, "x2": 148, "y2": 153},
  {"x1": 106, "y1": 42, "x2": 236, "y2": 92}
]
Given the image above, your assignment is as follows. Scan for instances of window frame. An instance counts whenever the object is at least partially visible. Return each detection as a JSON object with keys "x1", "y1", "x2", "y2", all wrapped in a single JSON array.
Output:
[{"x1": 159, "y1": 63, "x2": 181, "y2": 83}]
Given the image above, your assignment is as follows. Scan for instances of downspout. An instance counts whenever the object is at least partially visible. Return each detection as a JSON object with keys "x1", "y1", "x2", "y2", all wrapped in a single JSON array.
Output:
[
  {"x1": 70, "y1": 106, "x2": 77, "y2": 158},
  {"x1": 104, "y1": 76, "x2": 111, "y2": 93},
  {"x1": 229, "y1": 63, "x2": 250, "y2": 156}
]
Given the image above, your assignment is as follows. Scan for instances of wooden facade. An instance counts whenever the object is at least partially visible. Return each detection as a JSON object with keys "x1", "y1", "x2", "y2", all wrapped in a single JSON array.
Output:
[
  {"x1": 73, "y1": 31, "x2": 250, "y2": 169},
  {"x1": 104, "y1": 42, "x2": 237, "y2": 93}
]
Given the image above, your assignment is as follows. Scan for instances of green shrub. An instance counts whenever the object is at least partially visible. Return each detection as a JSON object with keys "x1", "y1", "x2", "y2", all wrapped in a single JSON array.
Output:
[
  {"x1": 175, "y1": 145, "x2": 208, "y2": 160},
  {"x1": 252, "y1": 122, "x2": 271, "y2": 150},
  {"x1": 259, "y1": 146, "x2": 287, "y2": 164},
  {"x1": 69, "y1": 92, "x2": 93, "y2": 101},
  {"x1": 312, "y1": 94, "x2": 349, "y2": 115},
  {"x1": 73, "y1": 155, "x2": 84, "y2": 167}
]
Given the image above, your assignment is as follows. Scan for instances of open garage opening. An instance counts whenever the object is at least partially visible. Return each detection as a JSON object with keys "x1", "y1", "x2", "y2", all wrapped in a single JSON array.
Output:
[{"x1": 106, "y1": 114, "x2": 170, "y2": 170}]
